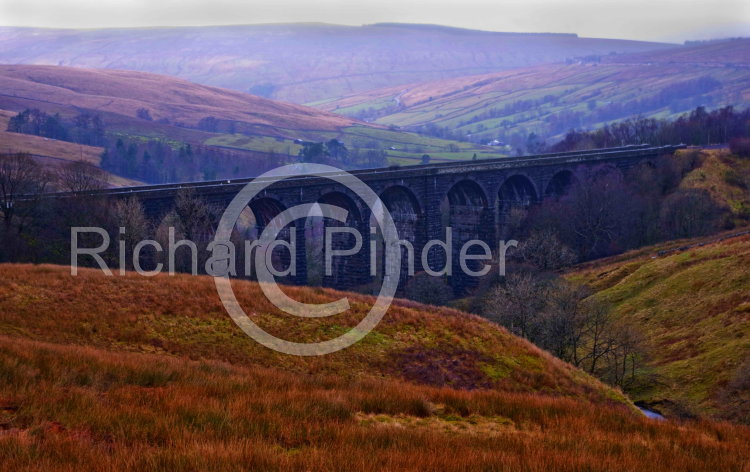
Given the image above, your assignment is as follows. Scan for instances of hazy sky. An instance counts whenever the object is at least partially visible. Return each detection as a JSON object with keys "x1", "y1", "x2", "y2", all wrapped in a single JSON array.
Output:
[{"x1": 1, "y1": 0, "x2": 748, "y2": 42}]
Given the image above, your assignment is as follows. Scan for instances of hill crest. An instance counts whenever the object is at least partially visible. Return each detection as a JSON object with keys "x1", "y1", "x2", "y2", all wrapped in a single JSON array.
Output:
[{"x1": 0, "y1": 23, "x2": 672, "y2": 103}]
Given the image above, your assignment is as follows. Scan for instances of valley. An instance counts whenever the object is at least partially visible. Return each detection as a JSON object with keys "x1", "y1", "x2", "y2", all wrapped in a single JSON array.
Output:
[{"x1": 315, "y1": 39, "x2": 750, "y2": 148}]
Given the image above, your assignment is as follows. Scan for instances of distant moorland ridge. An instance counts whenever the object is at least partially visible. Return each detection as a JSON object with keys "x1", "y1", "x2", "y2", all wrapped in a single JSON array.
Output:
[{"x1": 0, "y1": 23, "x2": 674, "y2": 103}]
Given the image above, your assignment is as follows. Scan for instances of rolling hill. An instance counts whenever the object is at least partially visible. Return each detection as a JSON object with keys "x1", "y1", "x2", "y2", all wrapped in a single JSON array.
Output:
[
  {"x1": 1, "y1": 264, "x2": 749, "y2": 470},
  {"x1": 315, "y1": 39, "x2": 750, "y2": 147},
  {"x1": 0, "y1": 264, "x2": 623, "y2": 398},
  {"x1": 0, "y1": 65, "x2": 501, "y2": 183},
  {"x1": 0, "y1": 64, "x2": 357, "y2": 132},
  {"x1": 0, "y1": 23, "x2": 673, "y2": 103},
  {"x1": 600, "y1": 38, "x2": 750, "y2": 65}
]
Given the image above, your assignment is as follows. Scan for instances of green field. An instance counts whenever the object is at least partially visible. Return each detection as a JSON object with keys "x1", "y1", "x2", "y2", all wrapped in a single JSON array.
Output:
[{"x1": 204, "y1": 126, "x2": 506, "y2": 165}]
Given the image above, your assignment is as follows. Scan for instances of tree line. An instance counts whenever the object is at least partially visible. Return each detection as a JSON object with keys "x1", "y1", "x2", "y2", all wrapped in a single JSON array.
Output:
[
  {"x1": 0, "y1": 154, "x2": 109, "y2": 263},
  {"x1": 8, "y1": 109, "x2": 106, "y2": 146},
  {"x1": 297, "y1": 139, "x2": 388, "y2": 168},
  {"x1": 99, "y1": 138, "x2": 286, "y2": 183},
  {"x1": 5, "y1": 108, "x2": 293, "y2": 184},
  {"x1": 549, "y1": 106, "x2": 750, "y2": 152}
]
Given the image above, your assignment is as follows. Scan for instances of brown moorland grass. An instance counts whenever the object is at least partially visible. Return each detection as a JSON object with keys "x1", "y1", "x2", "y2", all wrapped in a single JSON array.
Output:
[
  {"x1": 0, "y1": 264, "x2": 625, "y2": 403},
  {"x1": 1, "y1": 335, "x2": 749, "y2": 471},
  {"x1": 0, "y1": 264, "x2": 749, "y2": 469}
]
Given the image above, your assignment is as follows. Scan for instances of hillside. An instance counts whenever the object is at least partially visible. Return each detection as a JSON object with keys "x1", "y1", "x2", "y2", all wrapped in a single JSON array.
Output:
[
  {"x1": 0, "y1": 64, "x2": 356, "y2": 132},
  {"x1": 679, "y1": 148, "x2": 750, "y2": 225},
  {"x1": 563, "y1": 149, "x2": 750, "y2": 421},
  {"x1": 315, "y1": 39, "x2": 750, "y2": 146},
  {"x1": 0, "y1": 264, "x2": 623, "y2": 399},
  {"x1": 0, "y1": 65, "x2": 500, "y2": 182},
  {"x1": 1, "y1": 264, "x2": 750, "y2": 470},
  {"x1": 0, "y1": 23, "x2": 672, "y2": 103},
  {"x1": 568, "y1": 231, "x2": 750, "y2": 421}
]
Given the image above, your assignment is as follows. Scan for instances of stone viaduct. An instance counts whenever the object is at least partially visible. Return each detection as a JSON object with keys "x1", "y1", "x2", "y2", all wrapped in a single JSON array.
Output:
[{"x1": 95, "y1": 144, "x2": 684, "y2": 295}]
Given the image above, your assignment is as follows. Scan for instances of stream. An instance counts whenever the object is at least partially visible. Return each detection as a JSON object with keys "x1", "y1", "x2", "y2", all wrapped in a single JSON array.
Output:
[{"x1": 638, "y1": 407, "x2": 666, "y2": 420}]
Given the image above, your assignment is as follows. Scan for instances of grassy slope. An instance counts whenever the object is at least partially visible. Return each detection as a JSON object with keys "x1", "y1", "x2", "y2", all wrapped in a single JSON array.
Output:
[
  {"x1": 0, "y1": 264, "x2": 622, "y2": 400},
  {"x1": 315, "y1": 40, "x2": 750, "y2": 142},
  {"x1": 679, "y1": 149, "x2": 750, "y2": 224},
  {"x1": 204, "y1": 126, "x2": 506, "y2": 164},
  {"x1": 1, "y1": 264, "x2": 749, "y2": 470},
  {"x1": 569, "y1": 233, "x2": 750, "y2": 418}
]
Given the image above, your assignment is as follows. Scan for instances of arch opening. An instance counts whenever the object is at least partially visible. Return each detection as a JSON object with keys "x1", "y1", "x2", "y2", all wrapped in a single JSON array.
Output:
[
  {"x1": 370, "y1": 186, "x2": 422, "y2": 292},
  {"x1": 232, "y1": 197, "x2": 289, "y2": 280},
  {"x1": 306, "y1": 191, "x2": 365, "y2": 289},
  {"x1": 497, "y1": 175, "x2": 538, "y2": 240},
  {"x1": 441, "y1": 180, "x2": 491, "y2": 296}
]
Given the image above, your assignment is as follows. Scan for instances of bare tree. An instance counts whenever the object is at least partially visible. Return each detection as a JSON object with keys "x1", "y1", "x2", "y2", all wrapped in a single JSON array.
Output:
[
  {"x1": 541, "y1": 280, "x2": 591, "y2": 364},
  {"x1": 659, "y1": 188, "x2": 723, "y2": 239},
  {"x1": 577, "y1": 298, "x2": 617, "y2": 375},
  {"x1": 112, "y1": 197, "x2": 150, "y2": 271},
  {"x1": 154, "y1": 189, "x2": 218, "y2": 274},
  {"x1": 480, "y1": 274, "x2": 647, "y2": 389},
  {"x1": 0, "y1": 153, "x2": 50, "y2": 260},
  {"x1": 527, "y1": 165, "x2": 645, "y2": 261},
  {"x1": 561, "y1": 295, "x2": 645, "y2": 388},
  {"x1": 481, "y1": 273, "x2": 549, "y2": 340},
  {"x1": 0, "y1": 153, "x2": 49, "y2": 232},
  {"x1": 174, "y1": 188, "x2": 217, "y2": 243},
  {"x1": 566, "y1": 166, "x2": 633, "y2": 258},
  {"x1": 56, "y1": 160, "x2": 109, "y2": 193},
  {"x1": 605, "y1": 322, "x2": 646, "y2": 388}
]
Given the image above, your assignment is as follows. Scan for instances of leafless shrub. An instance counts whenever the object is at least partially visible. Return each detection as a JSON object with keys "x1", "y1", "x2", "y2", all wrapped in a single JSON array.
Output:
[
  {"x1": 659, "y1": 188, "x2": 724, "y2": 239},
  {"x1": 112, "y1": 197, "x2": 150, "y2": 270},
  {"x1": 514, "y1": 229, "x2": 578, "y2": 271},
  {"x1": 481, "y1": 273, "x2": 550, "y2": 340},
  {"x1": 154, "y1": 189, "x2": 219, "y2": 274}
]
